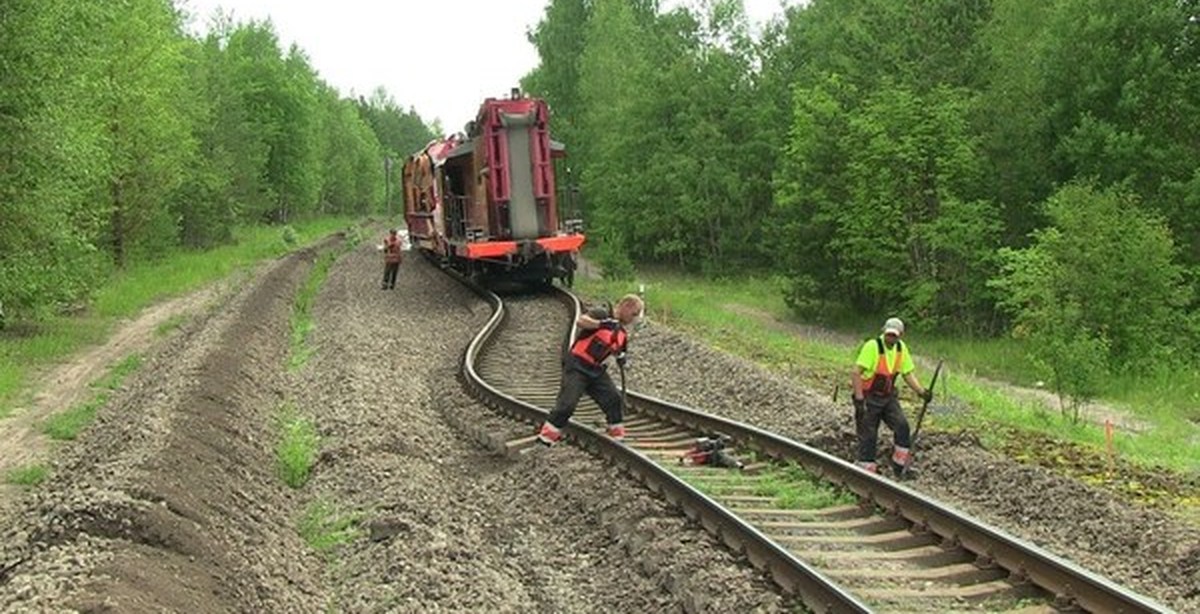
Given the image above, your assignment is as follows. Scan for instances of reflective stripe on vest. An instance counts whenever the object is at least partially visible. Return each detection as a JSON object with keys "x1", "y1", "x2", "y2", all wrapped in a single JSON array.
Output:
[
  {"x1": 571, "y1": 323, "x2": 626, "y2": 366},
  {"x1": 862, "y1": 337, "x2": 904, "y2": 397}
]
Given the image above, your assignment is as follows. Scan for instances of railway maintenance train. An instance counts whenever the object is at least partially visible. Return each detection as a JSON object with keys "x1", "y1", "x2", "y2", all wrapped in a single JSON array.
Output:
[{"x1": 401, "y1": 90, "x2": 584, "y2": 284}]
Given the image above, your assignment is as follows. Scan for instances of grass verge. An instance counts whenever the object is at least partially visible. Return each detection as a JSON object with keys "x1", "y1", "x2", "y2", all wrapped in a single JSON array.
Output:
[
  {"x1": 276, "y1": 403, "x2": 319, "y2": 488},
  {"x1": 1, "y1": 217, "x2": 357, "y2": 417},
  {"x1": 42, "y1": 354, "x2": 143, "y2": 440},
  {"x1": 289, "y1": 251, "x2": 339, "y2": 371},
  {"x1": 287, "y1": 226, "x2": 364, "y2": 371},
  {"x1": 155, "y1": 313, "x2": 188, "y2": 337},
  {"x1": 5, "y1": 463, "x2": 49, "y2": 486},
  {"x1": 298, "y1": 498, "x2": 360, "y2": 555}
]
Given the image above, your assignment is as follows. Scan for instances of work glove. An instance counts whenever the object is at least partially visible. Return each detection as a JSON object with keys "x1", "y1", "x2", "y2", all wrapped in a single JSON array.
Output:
[
  {"x1": 598, "y1": 319, "x2": 619, "y2": 331},
  {"x1": 852, "y1": 396, "x2": 865, "y2": 413},
  {"x1": 920, "y1": 388, "x2": 933, "y2": 403},
  {"x1": 615, "y1": 352, "x2": 628, "y2": 368}
]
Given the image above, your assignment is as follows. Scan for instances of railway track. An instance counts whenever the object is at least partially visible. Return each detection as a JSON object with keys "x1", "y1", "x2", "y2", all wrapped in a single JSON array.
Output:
[{"x1": 449, "y1": 282, "x2": 1171, "y2": 614}]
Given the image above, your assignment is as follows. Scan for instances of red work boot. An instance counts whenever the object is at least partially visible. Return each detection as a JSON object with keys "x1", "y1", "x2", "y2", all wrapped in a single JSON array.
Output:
[
  {"x1": 856, "y1": 461, "x2": 878, "y2": 474},
  {"x1": 891, "y1": 447, "x2": 912, "y2": 479},
  {"x1": 606, "y1": 423, "x2": 627, "y2": 441},
  {"x1": 537, "y1": 422, "x2": 562, "y2": 446}
]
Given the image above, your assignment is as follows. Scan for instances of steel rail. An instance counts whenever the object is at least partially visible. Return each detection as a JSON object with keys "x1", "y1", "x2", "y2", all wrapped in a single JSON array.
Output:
[
  {"x1": 456, "y1": 281, "x2": 870, "y2": 613},
  {"x1": 625, "y1": 378, "x2": 1171, "y2": 614},
  {"x1": 449, "y1": 270, "x2": 1170, "y2": 613}
]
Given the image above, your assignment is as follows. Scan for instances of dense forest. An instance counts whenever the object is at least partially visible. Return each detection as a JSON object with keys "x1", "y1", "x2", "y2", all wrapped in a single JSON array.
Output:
[
  {"x1": 3, "y1": 0, "x2": 1198, "y2": 403},
  {"x1": 0, "y1": 0, "x2": 433, "y2": 321},
  {"x1": 522, "y1": 0, "x2": 1200, "y2": 391}
]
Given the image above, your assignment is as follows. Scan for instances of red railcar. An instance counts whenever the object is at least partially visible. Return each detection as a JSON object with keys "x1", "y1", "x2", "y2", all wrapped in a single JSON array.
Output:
[{"x1": 402, "y1": 92, "x2": 584, "y2": 283}]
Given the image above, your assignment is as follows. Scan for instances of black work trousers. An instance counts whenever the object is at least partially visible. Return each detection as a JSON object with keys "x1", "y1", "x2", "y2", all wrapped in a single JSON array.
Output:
[
  {"x1": 382, "y1": 262, "x2": 400, "y2": 288},
  {"x1": 856, "y1": 394, "x2": 911, "y2": 463},
  {"x1": 546, "y1": 357, "x2": 624, "y2": 429}
]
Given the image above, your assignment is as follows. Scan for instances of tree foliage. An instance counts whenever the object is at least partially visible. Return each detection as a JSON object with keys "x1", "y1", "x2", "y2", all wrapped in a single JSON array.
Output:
[
  {"x1": 522, "y1": 0, "x2": 1199, "y2": 355},
  {"x1": 0, "y1": 2, "x2": 433, "y2": 320},
  {"x1": 992, "y1": 183, "x2": 1191, "y2": 378}
]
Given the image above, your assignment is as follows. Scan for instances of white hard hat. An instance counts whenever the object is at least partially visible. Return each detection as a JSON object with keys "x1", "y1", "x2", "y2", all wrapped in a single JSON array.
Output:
[{"x1": 883, "y1": 317, "x2": 905, "y2": 336}]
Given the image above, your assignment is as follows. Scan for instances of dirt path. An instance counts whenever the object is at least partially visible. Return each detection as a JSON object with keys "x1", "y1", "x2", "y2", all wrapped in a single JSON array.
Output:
[
  {"x1": 0, "y1": 275, "x2": 240, "y2": 495},
  {"x1": 0, "y1": 246, "x2": 330, "y2": 612}
]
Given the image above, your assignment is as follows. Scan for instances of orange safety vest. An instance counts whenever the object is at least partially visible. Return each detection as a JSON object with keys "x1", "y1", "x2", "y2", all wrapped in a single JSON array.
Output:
[
  {"x1": 571, "y1": 321, "x2": 627, "y2": 367},
  {"x1": 862, "y1": 337, "x2": 904, "y2": 397},
  {"x1": 384, "y1": 236, "x2": 403, "y2": 264}
]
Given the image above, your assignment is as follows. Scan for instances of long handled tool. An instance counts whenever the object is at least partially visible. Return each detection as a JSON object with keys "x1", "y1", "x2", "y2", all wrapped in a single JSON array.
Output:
[
  {"x1": 618, "y1": 359, "x2": 628, "y2": 413},
  {"x1": 901, "y1": 359, "x2": 942, "y2": 480}
]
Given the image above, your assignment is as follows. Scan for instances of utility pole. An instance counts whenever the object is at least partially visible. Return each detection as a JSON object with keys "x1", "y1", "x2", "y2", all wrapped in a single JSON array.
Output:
[{"x1": 384, "y1": 156, "x2": 393, "y2": 220}]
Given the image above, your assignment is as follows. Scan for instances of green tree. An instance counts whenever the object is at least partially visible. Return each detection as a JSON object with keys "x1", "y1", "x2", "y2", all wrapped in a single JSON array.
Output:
[
  {"x1": 774, "y1": 81, "x2": 997, "y2": 328},
  {"x1": 992, "y1": 183, "x2": 1192, "y2": 383},
  {"x1": 354, "y1": 87, "x2": 434, "y2": 159},
  {"x1": 574, "y1": 0, "x2": 655, "y2": 276},
  {"x1": 319, "y1": 85, "x2": 385, "y2": 214},
  {"x1": 770, "y1": 75, "x2": 856, "y2": 316},
  {"x1": 94, "y1": 0, "x2": 194, "y2": 266},
  {"x1": 974, "y1": 0, "x2": 1058, "y2": 242},
  {"x1": 267, "y1": 46, "x2": 321, "y2": 222},
  {"x1": 172, "y1": 34, "x2": 238, "y2": 248},
  {"x1": 777, "y1": 0, "x2": 991, "y2": 96},
  {"x1": 837, "y1": 85, "x2": 997, "y2": 328},
  {"x1": 1039, "y1": 0, "x2": 1200, "y2": 263},
  {"x1": 0, "y1": 1, "x2": 110, "y2": 316},
  {"x1": 523, "y1": 0, "x2": 592, "y2": 150}
]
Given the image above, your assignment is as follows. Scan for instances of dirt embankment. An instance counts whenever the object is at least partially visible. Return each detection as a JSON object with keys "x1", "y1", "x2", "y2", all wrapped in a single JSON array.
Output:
[
  {"x1": 0, "y1": 242, "x2": 336, "y2": 612},
  {"x1": 1, "y1": 239, "x2": 796, "y2": 613}
]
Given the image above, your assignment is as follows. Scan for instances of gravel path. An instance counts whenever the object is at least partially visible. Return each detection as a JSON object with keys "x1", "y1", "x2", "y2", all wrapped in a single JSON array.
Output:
[{"x1": 294, "y1": 242, "x2": 792, "y2": 613}]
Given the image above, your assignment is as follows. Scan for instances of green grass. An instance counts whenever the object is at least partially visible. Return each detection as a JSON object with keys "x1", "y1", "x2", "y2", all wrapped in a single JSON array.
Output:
[
  {"x1": 5, "y1": 463, "x2": 49, "y2": 486},
  {"x1": 754, "y1": 465, "x2": 855, "y2": 509},
  {"x1": 1, "y1": 217, "x2": 356, "y2": 417},
  {"x1": 155, "y1": 313, "x2": 188, "y2": 337},
  {"x1": 42, "y1": 396, "x2": 106, "y2": 440},
  {"x1": 676, "y1": 463, "x2": 854, "y2": 510},
  {"x1": 289, "y1": 250, "x2": 339, "y2": 371},
  {"x1": 576, "y1": 271, "x2": 1200, "y2": 475},
  {"x1": 298, "y1": 498, "x2": 360, "y2": 555},
  {"x1": 42, "y1": 353, "x2": 143, "y2": 440},
  {"x1": 276, "y1": 403, "x2": 320, "y2": 488}
]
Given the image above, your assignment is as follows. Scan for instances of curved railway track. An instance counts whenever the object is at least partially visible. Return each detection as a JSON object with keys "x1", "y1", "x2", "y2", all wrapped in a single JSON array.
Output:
[{"x1": 448, "y1": 281, "x2": 1170, "y2": 614}]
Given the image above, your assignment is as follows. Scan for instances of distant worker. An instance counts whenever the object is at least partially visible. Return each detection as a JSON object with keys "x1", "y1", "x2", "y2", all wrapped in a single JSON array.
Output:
[
  {"x1": 562, "y1": 251, "x2": 578, "y2": 288},
  {"x1": 538, "y1": 294, "x2": 645, "y2": 445},
  {"x1": 381, "y1": 228, "x2": 403, "y2": 290},
  {"x1": 850, "y1": 317, "x2": 932, "y2": 477}
]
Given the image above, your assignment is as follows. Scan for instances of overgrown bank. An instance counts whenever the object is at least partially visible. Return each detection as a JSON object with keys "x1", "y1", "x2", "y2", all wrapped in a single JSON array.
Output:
[
  {"x1": 0, "y1": 217, "x2": 358, "y2": 416},
  {"x1": 576, "y1": 272, "x2": 1199, "y2": 520}
]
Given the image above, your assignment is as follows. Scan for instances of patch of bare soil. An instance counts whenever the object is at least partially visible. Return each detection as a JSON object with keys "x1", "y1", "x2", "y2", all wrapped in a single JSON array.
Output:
[
  {"x1": 0, "y1": 277, "x2": 236, "y2": 486},
  {"x1": 0, "y1": 243, "x2": 340, "y2": 612},
  {"x1": 626, "y1": 323, "x2": 1200, "y2": 613},
  {"x1": 294, "y1": 245, "x2": 792, "y2": 612}
]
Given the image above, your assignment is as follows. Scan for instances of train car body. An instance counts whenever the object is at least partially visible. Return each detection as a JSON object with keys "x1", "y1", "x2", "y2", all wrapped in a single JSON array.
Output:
[{"x1": 402, "y1": 93, "x2": 584, "y2": 283}]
